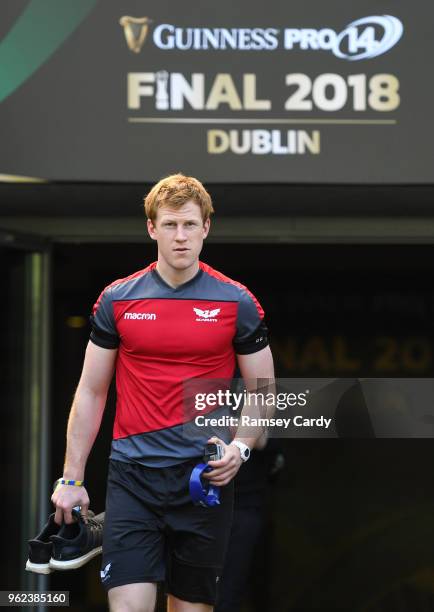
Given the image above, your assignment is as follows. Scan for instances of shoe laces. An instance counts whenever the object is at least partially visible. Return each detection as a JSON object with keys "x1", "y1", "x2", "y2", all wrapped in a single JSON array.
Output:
[{"x1": 85, "y1": 516, "x2": 103, "y2": 531}]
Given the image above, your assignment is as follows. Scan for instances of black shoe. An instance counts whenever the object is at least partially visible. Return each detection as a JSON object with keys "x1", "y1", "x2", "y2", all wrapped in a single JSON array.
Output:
[
  {"x1": 26, "y1": 510, "x2": 96, "y2": 574},
  {"x1": 26, "y1": 513, "x2": 61, "y2": 574},
  {"x1": 49, "y1": 509, "x2": 104, "y2": 570}
]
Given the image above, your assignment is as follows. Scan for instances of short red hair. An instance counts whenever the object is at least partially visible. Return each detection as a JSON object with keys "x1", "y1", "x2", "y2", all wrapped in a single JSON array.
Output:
[{"x1": 144, "y1": 173, "x2": 214, "y2": 223}]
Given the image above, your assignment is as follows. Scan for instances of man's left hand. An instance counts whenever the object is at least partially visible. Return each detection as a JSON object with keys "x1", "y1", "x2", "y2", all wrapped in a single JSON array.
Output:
[{"x1": 202, "y1": 436, "x2": 243, "y2": 486}]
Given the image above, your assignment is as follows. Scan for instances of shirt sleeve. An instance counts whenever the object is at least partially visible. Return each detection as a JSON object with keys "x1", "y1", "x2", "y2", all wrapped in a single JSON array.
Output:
[
  {"x1": 89, "y1": 286, "x2": 120, "y2": 349},
  {"x1": 233, "y1": 288, "x2": 269, "y2": 355}
]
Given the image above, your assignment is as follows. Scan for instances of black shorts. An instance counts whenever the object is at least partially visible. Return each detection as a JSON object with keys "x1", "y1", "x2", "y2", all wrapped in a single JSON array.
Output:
[{"x1": 101, "y1": 458, "x2": 234, "y2": 606}]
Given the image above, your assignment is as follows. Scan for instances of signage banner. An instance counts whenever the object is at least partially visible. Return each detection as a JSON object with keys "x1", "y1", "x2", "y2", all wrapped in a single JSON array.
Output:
[{"x1": 0, "y1": 1, "x2": 431, "y2": 183}]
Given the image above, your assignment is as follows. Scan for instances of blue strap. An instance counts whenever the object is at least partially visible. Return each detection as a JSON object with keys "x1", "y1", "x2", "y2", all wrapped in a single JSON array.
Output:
[{"x1": 189, "y1": 463, "x2": 221, "y2": 507}]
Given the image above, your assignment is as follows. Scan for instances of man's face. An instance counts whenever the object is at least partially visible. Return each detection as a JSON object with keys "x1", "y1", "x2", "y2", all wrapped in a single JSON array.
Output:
[{"x1": 147, "y1": 200, "x2": 210, "y2": 271}]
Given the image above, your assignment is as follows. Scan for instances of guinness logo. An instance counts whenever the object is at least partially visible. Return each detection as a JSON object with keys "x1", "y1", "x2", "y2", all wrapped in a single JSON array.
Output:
[{"x1": 119, "y1": 16, "x2": 152, "y2": 53}]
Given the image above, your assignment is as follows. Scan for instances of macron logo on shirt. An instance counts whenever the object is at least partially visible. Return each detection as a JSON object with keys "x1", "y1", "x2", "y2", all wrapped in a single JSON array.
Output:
[{"x1": 124, "y1": 312, "x2": 156, "y2": 320}]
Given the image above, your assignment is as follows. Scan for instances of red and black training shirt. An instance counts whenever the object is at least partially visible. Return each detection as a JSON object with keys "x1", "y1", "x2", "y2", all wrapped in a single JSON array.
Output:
[{"x1": 90, "y1": 261, "x2": 268, "y2": 467}]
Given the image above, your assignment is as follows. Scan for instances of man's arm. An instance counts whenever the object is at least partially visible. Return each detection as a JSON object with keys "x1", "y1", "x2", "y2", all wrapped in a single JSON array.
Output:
[
  {"x1": 204, "y1": 345, "x2": 275, "y2": 486},
  {"x1": 51, "y1": 341, "x2": 117, "y2": 524},
  {"x1": 232, "y1": 344, "x2": 275, "y2": 449}
]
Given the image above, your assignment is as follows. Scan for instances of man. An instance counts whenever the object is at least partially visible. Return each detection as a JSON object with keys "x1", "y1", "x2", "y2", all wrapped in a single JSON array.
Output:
[{"x1": 52, "y1": 174, "x2": 274, "y2": 612}]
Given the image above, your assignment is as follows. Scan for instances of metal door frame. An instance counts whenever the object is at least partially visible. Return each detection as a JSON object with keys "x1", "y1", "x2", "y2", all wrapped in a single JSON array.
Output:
[{"x1": 1, "y1": 229, "x2": 52, "y2": 602}]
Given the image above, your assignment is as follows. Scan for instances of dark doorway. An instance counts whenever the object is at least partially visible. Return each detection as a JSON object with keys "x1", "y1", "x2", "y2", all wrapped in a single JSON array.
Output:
[{"x1": 49, "y1": 243, "x2": 434, "y2": 611}]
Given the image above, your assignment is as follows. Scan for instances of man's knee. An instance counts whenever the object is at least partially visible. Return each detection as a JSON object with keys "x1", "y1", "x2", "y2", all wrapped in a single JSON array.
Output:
[{"x1": 108, "y1": 582, "x2": 157, "y2": 612}]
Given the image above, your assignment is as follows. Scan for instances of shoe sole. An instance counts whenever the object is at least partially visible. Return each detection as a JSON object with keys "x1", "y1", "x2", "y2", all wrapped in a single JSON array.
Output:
[
  {"x1": 25, "y1": 560, "x2": 53, "y2": 574},
  {"x1": 49, "y1": 546, "x2": 102, "y2": 570}
]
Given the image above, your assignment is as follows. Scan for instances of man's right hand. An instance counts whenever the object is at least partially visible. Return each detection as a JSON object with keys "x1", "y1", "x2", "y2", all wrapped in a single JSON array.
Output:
[{"x1": 51, "y1": 484, "x2": 90, "y2": 525}]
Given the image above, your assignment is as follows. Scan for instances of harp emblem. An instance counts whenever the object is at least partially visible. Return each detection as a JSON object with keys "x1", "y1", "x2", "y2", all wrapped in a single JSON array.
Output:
[{"x1": 119, "y1": 16, "x2": 153, "y2": 53}]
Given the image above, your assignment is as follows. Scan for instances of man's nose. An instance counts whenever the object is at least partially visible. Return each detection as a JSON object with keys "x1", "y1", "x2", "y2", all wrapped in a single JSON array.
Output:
[{"x1": 175, "y1": 225, "x2": 187, "y2": 240}]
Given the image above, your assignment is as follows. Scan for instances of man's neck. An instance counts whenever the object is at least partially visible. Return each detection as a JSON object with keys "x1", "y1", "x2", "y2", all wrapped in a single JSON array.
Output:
[{"x1": 155, "y1": 260, "x2": 200, "y2": 288}]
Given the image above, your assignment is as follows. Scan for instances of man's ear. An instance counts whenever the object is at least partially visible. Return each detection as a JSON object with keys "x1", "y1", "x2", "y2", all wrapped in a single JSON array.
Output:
[
  {"x1": 203, "y1": 218, "x2": 210, "y2": 239},
  {"x1": 147, "y1": 218, "x2": 157, "y2": 241}
]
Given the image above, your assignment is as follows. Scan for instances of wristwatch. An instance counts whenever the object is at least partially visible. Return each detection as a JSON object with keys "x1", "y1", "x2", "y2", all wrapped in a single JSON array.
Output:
[{"x1": 231, "y1": 440, "x2": 251, "y2": 462}]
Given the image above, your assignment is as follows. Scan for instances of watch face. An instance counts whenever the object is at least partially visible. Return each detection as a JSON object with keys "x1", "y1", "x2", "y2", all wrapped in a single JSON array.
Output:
[{"x1": 232, "y1": 441, "x2": 250, "y2": 461}]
